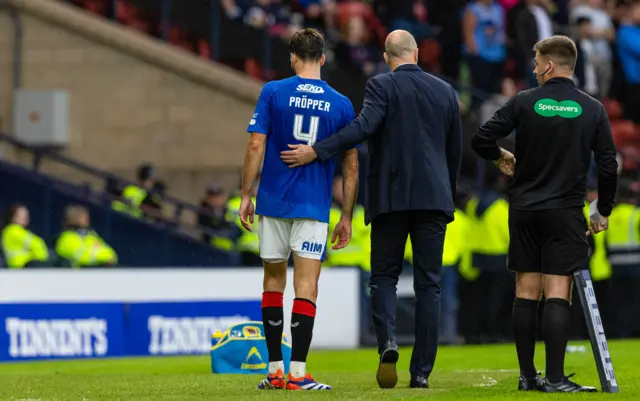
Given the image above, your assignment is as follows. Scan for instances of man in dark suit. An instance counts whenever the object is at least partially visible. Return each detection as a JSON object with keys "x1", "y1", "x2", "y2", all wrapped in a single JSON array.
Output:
[{"x1": 280, "y1": 30, "x2": 463, "y2": 389}]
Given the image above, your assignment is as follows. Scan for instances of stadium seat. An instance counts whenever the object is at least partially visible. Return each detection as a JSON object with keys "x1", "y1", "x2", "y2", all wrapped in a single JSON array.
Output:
[
  {"x1": 602, "y1": 98, "x2": 624, "y2": 120},
  {"x1": 198, "y1": 39, "x2": 211, "y2": 60},
  {"x1": 419, "y1": 39, "x2": 441, "y2": 73}
]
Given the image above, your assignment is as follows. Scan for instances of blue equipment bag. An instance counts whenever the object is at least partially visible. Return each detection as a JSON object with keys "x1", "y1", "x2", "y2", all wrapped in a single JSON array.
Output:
[{"x1": 210, "y1": 321, "x2": 291, "y2": 374}]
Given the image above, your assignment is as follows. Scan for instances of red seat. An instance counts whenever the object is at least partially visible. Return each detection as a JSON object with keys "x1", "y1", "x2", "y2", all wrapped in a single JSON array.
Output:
[
  {"x1": 198, "y1": 39, "x2": 211, "y2": 60},
  {"x1": 602, "y1": 98, "x2": 623, "y2": 121},
  {"x1": 419, "y1": 39, "x2": 440, "y2": 73},
  {"x1": 611, "y1": 120, "x2": 639, "y2": 149},
  {"x1": 245, "y1": 59, "x2": 263, "y2": 80}
]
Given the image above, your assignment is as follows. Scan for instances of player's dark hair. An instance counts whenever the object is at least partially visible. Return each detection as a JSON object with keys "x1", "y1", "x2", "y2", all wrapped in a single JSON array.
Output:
[
  {"x1": 533, "y1": 35, "x2": 578, "y2": 71},
  {"x1": 289, "y1": 28, "x2": 324, "y2": 62}
]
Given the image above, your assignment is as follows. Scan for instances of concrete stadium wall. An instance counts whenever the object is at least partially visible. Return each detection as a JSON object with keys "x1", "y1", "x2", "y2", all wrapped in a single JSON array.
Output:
[{"x1": 0, "y1": 0, "x2": 263, "y2": 203}]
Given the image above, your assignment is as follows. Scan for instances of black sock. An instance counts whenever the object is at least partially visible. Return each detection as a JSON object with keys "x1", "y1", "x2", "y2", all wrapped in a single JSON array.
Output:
[
  {"x1": 513, "y1": 297, "x2": 539, "y2": 379},
  {"x1": 261, "y1": 292, "x2": 284, "y2": 362},
  {"x1": 542, "y1": 298, "x2": 571, "y2": 383},
  {"x1": 291, "y1": 298, "x2": 316, "y2": 362}
]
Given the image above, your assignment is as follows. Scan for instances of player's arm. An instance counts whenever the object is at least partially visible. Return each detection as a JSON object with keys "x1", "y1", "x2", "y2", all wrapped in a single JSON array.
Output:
[
  {"x1": 242, "y1": 134, "x2": 266, "y2": 197},
  {"x1": 592, "y1": 104, "x2": 618, "y2": 218},
  {"x1": 341, "y1": 149, "x2": 359, "y2": 219},
  {"x1": 332, "y1": 148, "x2": 359, "y2": 250},
  {"x1": 313, "y1": 77, "x2": 388, "y2": 161},
  {"x1": 239, "y1": 83, "x2": 271, "y2": 231},
  {"x1": 471, "y1": 96, "x2": 518, "y2": 161}
]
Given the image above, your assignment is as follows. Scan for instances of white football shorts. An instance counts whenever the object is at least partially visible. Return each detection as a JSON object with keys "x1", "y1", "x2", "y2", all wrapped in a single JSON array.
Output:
[{"x1": 258, "y1": 216, "x2": 329, "y2": 262}]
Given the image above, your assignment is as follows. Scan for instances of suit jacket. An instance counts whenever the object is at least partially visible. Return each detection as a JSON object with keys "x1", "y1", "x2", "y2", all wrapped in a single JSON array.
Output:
[{"x1": 312, "y1": 64, "x2": 462, "y2": 225}]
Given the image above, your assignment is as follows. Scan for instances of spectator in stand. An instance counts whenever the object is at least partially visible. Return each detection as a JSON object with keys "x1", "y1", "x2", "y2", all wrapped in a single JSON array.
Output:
[
  {"x1": 55, "y1": 205, "x2": 117, "y2": 268},
  {"x1": 480, "y1": 78, "x2": 518, "y2": 150},
  {"x1": 142, "y1": 180, "x2": 166, "y2": 222},
  {"x1": 244, "y1": 0, "x2": 293, "y2": 38},
  {"x1": 106, "y1": 176, "x2": 129, "y2": 214},
  {"x1": 426, "y1": 0, "x2": 465, "y2": 81},
  {"x1": 480, "y1": 77, "x2": 518, "y2": 125},
  {"x1": 512, "y1": 0, "x2": 555, "y2": 88},
  {"x1": 463, "y1": 0, "x2": 507, "y2": 110},
  {"x1": 295, "y1": 0, "x2": 337, "y2": 36},
  {"x1": 221, "y1": 0, "x2": 247, "y2": 19},
  {"x1": 335, "y1": 15, "x2": 387, "y2": 78},
  {"x1": 616, "y1": 1, "x2": 640, "y2": 123},
  {"x1": 119, "y1": 163, "x2": 156, "y2": 219},
  {"x1": 385, "y1": 0, "x2": 434, "y2": 42},
  {"x1": 574, "y1": 16, "x2": 601, "y2": 97},
  {"x1": 1, "y1": 204, "x2": 50, "y2": 269},
  {"x1": 198, "y1": 184, "x2": 236, "y2": 252},
  {"x1": 570, "y1": 0, "x2": 615, "y2": 98}
]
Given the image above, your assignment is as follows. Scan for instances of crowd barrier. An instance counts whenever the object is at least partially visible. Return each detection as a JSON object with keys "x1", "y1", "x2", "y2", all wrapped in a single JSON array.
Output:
[{"x1": 0, "y1": 268, "x2": 360, "y2": 361}]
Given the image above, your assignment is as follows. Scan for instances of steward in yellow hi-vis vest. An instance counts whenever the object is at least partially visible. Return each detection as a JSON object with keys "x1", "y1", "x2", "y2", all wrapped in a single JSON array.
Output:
[
  {"x1": 114, "y1": 164, "x2": 156, "y2": 218},
  {"x1": 55, "y1": 205, "x2": 117, "y2": 268},
  {"x1": 583, "y1": 201, "x2": 611, "y2": 281},
  {"x1": 600, "y1": 190, "x2": 640, "y2": 337},
  {"x1": 198, "y1": 184, "x2": 236, "y2": 252},
  {"x1": 443, "y1": 209, "x2": 469, "y2": 267},
  {"x1": 467, "y1": 191, "x2": 509, "y2": 271},
  {"x1": 463, "y1": 184, "x2": 510, "y2": 343},
  {"x1": 1, "y1": 204, "x2": 50, "y2": 268},
  {"x1": 227, "y1": 194, "x2": 260, "y2": 266},
  {"x1": 604, "y1": 202, "x2": 640, "y2": 269}
]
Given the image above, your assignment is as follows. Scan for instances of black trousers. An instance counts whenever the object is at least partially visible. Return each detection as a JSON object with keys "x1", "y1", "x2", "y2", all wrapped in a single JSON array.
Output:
[{"x1": 369, "y1": 210, "x2": 448, "y2": 378}]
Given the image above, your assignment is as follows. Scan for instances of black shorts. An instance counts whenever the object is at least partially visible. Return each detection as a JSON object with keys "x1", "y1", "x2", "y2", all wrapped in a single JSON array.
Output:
[{"x1": 508, "y1": 207, "x2": 589, "y2": 276}]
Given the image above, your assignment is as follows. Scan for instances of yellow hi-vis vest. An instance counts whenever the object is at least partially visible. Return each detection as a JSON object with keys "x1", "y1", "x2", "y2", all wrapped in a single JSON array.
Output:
[
  {"x1": 227, "y1": 196, "x2": 259, "y2": 255},
  {"x1": 583, "y1": 202, "x2": 611, "y2": 281},
  {"x1": 604, "y1": 203, "x2": 640, "y2": 267},
  {"x1": 404, "y1": 237, "x2": 413, "y2": 265},
  {"x1": 1, "y1": 224, "x2": 49, "y2": 269},
  {"x1": 459, "y1": 197, "x2": 480, "y2": 280},
  {"x1": 466, "y1": 195, "x2": 509, "y2": 271},
  {"x1": 119, "y1": 185, "x2": 147, "y2": 218},
  {"x1": 443, "y1": 209, "x2": 469, "y2": 267},
  {"x1": 55, "y1": 229, "x2": 118, "y2": 268},
  {"x1": 326, "y1": 206, "x2": 370, "y2": 270},
  {"x1": 211, "y1": 234, "x2": 235, "y2": 252}
]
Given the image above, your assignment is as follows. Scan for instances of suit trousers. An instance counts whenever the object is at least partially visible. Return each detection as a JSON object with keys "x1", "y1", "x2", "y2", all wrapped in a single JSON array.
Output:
[{"x1": 369, "y1": 210, "x2": 448, "y2": 378}]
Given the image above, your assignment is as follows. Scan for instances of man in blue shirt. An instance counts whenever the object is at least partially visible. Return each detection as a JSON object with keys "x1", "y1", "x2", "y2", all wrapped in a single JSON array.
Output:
[
  {"x1": 617, "y1": 2, "x2": 640, "y2": 123},
  {"x1": 239, "y1": 28, "x2": 359, "y2": 391}
]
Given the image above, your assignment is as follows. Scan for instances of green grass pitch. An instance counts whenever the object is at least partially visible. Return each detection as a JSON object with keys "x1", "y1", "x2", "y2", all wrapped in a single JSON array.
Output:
[{"x1": 0, "y1": 340, "x2": 638, "y2": 400}]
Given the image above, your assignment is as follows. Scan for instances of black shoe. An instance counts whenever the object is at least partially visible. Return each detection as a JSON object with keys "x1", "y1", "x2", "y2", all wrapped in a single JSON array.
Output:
[
  {"x1": 540, "y1": 374, "x2": 597, "y2": 393},
  {"x1": 376, "y1": 341, "x2": 399, "y2": 389},
  {"x1": 518, "y1": 373, "x2": 543, "y2": 391},
  {"x1": 410, "y1": 375, "x2": 429, "y2": 388}
]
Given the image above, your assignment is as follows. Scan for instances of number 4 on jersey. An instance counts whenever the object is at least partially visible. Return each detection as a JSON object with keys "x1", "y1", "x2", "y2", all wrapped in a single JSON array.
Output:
[{"x1": 293, "y1": 114, "x2": 319, "y2": 146}]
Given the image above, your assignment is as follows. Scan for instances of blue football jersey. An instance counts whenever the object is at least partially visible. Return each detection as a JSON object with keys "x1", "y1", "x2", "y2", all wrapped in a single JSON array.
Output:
[{"x1": 247, "y1": 76, "x2": 356, "y2": 223}]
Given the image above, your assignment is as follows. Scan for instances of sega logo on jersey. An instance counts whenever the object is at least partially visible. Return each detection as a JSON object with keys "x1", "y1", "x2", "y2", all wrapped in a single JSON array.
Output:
[
  {"x1": 301, "y1": 241, "x2": 323, "y2": 253},
  {"x1": 296, "y1": 84, "x2": 325, "y2": 94}
]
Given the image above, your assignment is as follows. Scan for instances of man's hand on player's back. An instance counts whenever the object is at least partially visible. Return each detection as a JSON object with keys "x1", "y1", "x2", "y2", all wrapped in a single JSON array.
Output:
[
  {"x1": 331, "y1": 215, "x2": 352, "y2": 250},
  {"x1": 281, "y1": 144, "x2": 318, "y2": 167},
  {"x1": 239, "y1": 195, "x2": 256, "y2": 232}
]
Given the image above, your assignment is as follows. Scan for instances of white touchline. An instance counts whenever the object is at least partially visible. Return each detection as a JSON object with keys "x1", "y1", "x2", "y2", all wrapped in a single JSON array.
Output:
[
  {"x1": 474, "y1": 375, "x2": 498, "y2": 387},
  {"x1": 453, "y1": 369, "x2": 518, "y2": 373}
]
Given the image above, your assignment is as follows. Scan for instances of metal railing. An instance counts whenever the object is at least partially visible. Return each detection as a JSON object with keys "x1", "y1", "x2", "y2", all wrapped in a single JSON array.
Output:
[{"x1": 0, "y1": 132, "x2": 238, "y2": 249}]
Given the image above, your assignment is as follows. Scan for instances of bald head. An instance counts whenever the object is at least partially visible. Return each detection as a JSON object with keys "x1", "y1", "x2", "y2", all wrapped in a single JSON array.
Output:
[{"x1": 385, "y1": 30, "x2": 418, "y2": 60}]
